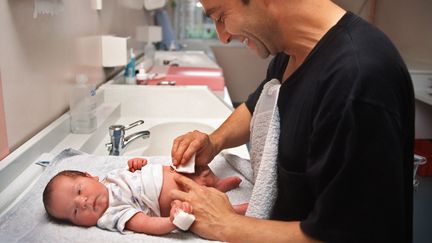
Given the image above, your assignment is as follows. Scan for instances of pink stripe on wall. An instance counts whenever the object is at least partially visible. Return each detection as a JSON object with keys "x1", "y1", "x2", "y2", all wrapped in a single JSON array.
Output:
[{"x1": 0, "y1": 70, "x2": 9, "y2": 160}]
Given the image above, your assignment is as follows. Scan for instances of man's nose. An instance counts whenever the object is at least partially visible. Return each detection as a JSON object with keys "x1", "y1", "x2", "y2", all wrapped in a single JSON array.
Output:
[{"x1": 215, "y1": 23, "x2": 231, "y2": 44}]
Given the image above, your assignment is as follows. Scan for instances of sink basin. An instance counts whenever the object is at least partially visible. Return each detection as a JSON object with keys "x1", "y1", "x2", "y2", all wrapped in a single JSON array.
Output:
[
  {"x1": 123, "y1": 122, "x2": 215, "y2": 156},
  {"x1": 86, "y1": 121, "x2": 215, "y2": 156},
  {"x1": 154, "y1": 51, "x2": 220, "y2": 68}
]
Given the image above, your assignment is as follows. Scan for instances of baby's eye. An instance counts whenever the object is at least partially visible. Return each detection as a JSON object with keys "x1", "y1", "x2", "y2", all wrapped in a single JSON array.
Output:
[
  {"x1": 74, "y1": 208, "x2": 78, "y2": 215},
  {"x1": 78, "y1": 186, "x2": 81, "y2": 195}
]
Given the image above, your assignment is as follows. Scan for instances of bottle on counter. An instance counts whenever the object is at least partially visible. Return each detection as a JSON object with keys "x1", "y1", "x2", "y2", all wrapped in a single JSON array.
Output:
[
  {"x1": 125, "y1": 48, "x2": 137, "y2": 85},
  {"x1": 144, "y1": 41, "x2": 156, "y2": 64},
  {"x1": 69, "y1": 74, "x2": 97, "y2": 134}
]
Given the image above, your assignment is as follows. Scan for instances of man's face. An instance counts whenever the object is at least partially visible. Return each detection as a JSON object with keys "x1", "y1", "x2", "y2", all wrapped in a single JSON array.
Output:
[
  {"x1": 49, "y1": 174, "x2": 109, "y2": 227},
  {"x1": 201, "y1": 0, "x2": 277, "y2": 58}
]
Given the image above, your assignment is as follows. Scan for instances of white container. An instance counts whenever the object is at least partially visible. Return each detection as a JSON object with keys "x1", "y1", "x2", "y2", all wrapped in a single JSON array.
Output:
[{"x1": 69, "y1": 74, "x2": 97, "y2": 134}]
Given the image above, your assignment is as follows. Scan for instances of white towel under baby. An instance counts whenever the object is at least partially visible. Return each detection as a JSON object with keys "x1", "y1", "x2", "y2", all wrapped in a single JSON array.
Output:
[{"x1": 245, "y1": 79, "x2": 281, "y2": 219}]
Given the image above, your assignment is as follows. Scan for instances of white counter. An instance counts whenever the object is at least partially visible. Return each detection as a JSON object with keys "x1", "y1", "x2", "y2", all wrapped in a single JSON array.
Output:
[{"x1": 0, "y1": 84, "x2": 249, "y2": 216}]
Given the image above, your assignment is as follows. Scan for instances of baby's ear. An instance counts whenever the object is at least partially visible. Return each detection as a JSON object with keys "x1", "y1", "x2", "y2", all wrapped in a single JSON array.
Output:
[{"x1": 84, "y1": 172, "x2": 99, "y2": 181}]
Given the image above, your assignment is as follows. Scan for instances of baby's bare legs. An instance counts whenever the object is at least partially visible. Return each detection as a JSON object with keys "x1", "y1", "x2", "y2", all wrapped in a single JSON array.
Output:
[
  {"x1": 185, "y1": 166, "x2": 242, "y2": 193},
  {"x1": 186, "y1": 167, "x2": 248, "y2": 215}
]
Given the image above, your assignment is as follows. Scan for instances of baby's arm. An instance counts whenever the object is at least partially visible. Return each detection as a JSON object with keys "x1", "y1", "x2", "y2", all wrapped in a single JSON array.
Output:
[
  {"x1": 125, "y1": 200, "x2": 193, "y2": 235},
  {"x1": 128, "y1": 158, "x2": 148, "y2": 172},
  {"x1": 125, "y1": 212, "x2": 175, "y2": 235}
]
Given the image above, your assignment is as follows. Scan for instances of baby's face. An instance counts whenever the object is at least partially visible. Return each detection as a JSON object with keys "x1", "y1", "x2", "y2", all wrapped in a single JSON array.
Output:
[{"x1": 49, "y1": 174, "x2": 109, "y2": 227}]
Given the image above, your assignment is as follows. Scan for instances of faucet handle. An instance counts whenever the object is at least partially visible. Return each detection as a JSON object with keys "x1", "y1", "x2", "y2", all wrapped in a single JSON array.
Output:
[
  {"x1": 105, "y1": 143, "x2": 113, "y2": 151},
  {"x1": 125, "y1": 120, "x2": 144, "y2": 130}
]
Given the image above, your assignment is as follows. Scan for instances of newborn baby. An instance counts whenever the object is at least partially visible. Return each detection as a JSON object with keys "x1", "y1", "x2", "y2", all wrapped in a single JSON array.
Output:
[{"x1": 42, "y1": 158, "x2": 247, "y2": 235}]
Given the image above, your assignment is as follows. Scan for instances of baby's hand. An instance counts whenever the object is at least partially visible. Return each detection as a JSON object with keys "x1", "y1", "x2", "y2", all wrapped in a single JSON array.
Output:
[
  {"x1": 169, "y1": 200, "x2": 192, "y2": 222},
  {"x1": 128, "y1": 158, "x2": 148, "y2": 172}
]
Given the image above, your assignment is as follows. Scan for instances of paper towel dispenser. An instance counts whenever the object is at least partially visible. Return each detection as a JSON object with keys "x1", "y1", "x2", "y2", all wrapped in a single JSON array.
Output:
[{"x1": 144, "y1": 0, "x2": 166, "y2": 10}]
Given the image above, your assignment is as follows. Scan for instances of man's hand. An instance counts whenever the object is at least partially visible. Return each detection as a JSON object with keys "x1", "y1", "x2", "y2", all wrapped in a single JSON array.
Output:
[
  {"x1": 170, "y1": 174, "x2": 237, "y2": 240},
  {"x1": 171, "y1": 130, "x2": 218, "y2": 168},
  {"x1": 127, "y1": 158, "x2": 148, "y2": 172}
]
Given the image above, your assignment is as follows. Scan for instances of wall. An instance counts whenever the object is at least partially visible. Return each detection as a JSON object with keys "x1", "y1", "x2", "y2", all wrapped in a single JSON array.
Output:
[
  {"x1": 0, "y1": 71, "x2": 8, "y2": 160},
  {"x1": 211, "y1": 45, "x2": 271, "y2": 104},
  {"x1": 0, "y1": 0, "x2": 152, "y2": 154}
]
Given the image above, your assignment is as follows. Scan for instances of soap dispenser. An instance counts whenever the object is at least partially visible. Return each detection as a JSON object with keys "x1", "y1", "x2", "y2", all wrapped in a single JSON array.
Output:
[{"x1": 124, "y1": 48, "x2": 136, "y2": 84}]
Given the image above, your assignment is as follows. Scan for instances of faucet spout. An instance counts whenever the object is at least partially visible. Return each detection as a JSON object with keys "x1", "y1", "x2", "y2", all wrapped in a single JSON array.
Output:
[
  {"x1": 106, "y1": 120, "x2": 149, "y2": 156},
  {"x1": 123, "y1": 130, "x2": 150, "y2": 150}
]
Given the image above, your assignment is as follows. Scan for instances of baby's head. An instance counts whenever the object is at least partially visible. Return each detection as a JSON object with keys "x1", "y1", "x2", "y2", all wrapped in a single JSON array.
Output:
[{"x1": 43, "y1": 170, "x2": 109, "y2": 227}]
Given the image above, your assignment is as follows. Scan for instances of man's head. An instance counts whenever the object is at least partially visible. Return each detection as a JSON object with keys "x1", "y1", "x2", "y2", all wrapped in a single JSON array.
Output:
[
  {"x1": 200, "y1": 0, "x2": 280, "y2": 58},
  {"x1": 43, "y1": 170, "x2": 109, "y2": 227}
]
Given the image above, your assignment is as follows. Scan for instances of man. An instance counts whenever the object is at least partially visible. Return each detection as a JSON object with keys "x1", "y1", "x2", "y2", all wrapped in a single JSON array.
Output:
[{"x1": 170, "y1": 0, "x2": 414, "y2": 242}]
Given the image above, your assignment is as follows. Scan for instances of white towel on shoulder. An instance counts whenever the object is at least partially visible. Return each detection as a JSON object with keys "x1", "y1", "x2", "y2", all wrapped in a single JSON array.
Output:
[{"x1": 245, "y1": 79, "x2": 281, "y2": 219}]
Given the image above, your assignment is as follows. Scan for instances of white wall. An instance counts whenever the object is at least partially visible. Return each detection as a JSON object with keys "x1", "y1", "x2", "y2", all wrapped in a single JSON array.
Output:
[
  {"x1": 0, "y1": 0, "x2": 152, "y2": 152},
  {"x1": 212, "y1": 45, "x2": 271, "y2": 104}
]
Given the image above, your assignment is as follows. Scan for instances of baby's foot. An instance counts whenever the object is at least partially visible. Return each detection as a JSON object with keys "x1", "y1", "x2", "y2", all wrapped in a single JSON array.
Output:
[
  {"x1": 233, "y1": 203, "x2": 248, "y2": 215},
  {"x1": 215, "y1": 176, "x2": 242, "y2": 192}
]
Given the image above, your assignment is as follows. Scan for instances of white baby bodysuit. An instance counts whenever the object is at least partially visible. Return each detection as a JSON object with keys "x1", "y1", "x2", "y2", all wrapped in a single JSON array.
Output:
[{"x1": 97, "y1": 164, "x2": 163, "y2": 233}]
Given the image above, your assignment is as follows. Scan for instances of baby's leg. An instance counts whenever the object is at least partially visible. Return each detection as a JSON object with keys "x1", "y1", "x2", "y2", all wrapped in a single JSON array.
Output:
[{"x1": 185, "y1": 166, "x2": 242, "y2": 192}]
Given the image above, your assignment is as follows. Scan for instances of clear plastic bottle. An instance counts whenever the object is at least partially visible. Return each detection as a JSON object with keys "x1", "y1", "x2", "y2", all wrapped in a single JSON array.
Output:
[
  {"x1": 144, "y1": 42, "x2": 156, "y2": 64},
  {"x1": 69, "y1": 74, "x2": 97, "y2": 134}
]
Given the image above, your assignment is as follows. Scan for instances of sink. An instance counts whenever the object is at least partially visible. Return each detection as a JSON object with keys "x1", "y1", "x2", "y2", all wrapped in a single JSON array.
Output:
[
  {"x1": 154, "y1": 51, "x2": 220, "y2": 68},
  {"x1": 86, "y1": 121, "x2": 216, "y2": 157},
  {"x1": 124, "y1": 122, "x2": 215, "y2": 156}
]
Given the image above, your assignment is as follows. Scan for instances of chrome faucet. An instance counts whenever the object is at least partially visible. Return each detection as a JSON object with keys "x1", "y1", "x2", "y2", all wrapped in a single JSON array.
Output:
[{"x1": 106, "y1": 120, "x2": 150, "y2": 156}]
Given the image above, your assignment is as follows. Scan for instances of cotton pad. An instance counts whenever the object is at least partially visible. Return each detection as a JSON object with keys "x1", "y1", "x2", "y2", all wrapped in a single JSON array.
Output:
[
  {"x1": 173, "y1": 210, "x2": 196, "y2": 231},
  {"x1": 172, "y1": 154, "x2": 195, "y2": 173}
]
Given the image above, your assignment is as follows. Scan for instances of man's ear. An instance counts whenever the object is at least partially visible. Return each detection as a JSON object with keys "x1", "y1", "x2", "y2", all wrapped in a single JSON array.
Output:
[{"x1": 85, "y1": 172, "x2": 99, "y2": 181}]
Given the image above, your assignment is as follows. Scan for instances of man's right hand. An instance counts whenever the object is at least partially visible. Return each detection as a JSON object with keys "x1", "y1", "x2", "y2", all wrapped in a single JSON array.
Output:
[{"x1": 171, "y1": 130, "x2": 218, "y2": 168}]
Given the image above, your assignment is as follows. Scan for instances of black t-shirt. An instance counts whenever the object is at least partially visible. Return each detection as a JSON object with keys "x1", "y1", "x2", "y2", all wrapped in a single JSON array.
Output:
[{"x1": 246, "y1": 12, "x2": 414, "y2": 242}]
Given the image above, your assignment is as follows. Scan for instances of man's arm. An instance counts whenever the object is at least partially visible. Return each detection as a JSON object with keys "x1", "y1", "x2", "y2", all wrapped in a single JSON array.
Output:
[
  {"x1": 172, "y1": 103, "x2": 252, "y2": 166},
  {"x1": 211, "y1": 103, "x2": 252, "y2": 153}
]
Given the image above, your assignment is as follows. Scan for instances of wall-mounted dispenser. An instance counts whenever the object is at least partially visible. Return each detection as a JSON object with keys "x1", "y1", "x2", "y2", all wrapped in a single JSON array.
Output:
[
  {"x1": 75, "y1": 35, "x2": 127, "y2": 67},
  {"x1": 91, "y1": 0, "x2": 102, "y2": 10},
  {"x1": 144, "y1": 0, "x2": 166, "y2": 10}
]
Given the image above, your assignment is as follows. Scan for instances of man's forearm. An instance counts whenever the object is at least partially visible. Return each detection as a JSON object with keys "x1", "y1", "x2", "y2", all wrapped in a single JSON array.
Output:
[
  {"x1": 220, "y1": 214, "x2": 321, "y2": 243},
  {"x1": 210, "y1": 103, "x2": 251, "y2": 153}
]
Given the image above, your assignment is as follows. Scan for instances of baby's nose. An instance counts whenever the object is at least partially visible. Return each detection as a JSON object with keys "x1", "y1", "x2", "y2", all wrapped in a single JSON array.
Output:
[{"x1": 77, "y1": 196, "x2": 90, "y2": 209}]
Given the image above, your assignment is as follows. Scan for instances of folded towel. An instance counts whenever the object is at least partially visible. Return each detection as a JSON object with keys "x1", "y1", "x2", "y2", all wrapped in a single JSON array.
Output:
[
  {"x1": 245, "y1": 79, "x2": 281, "y2": 219},
  {"x1": 0, "y1": 149, "x2": 252, "y2": 242}
]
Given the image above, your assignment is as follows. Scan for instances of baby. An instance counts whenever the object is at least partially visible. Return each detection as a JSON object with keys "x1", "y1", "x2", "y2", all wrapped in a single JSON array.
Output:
[{"x1": 42, "y1": 158, "x2": 246, "y2": 235}]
